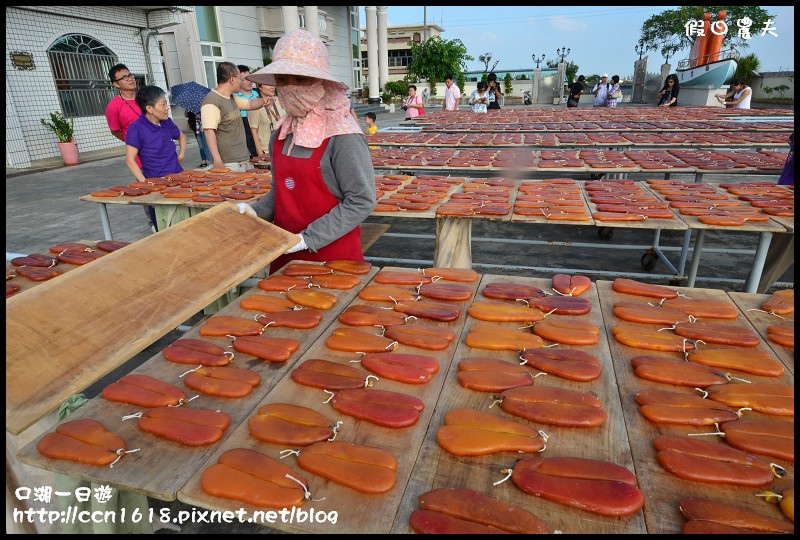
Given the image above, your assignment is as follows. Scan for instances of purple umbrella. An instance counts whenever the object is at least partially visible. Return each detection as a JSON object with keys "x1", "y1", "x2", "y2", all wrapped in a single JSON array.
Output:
[{"x1": 169, "y1": 81, "x2": 211, "y2": 114}]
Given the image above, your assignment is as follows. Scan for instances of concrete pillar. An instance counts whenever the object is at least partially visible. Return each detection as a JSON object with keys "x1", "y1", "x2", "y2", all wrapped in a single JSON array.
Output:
[
  {"x1": 554, "y1": 63, "x2": 566, "y2": 105},
  {"x1": 532, "y1": 68, "x2": 541, "y2": 104},
  {"x1": 304, "y1": 6, "x2": 319, "y2": 37},
  {"x1": 377, "y1": 6, "x2": 389, "y2": 91},
  {"x1": 365, "y1": 6, "x2": 380, "y2": 103},
  {"x1": 282, "y1": 6, "x2": 300, "y2": 33},
  {"x1": 632, "y1": 57, "x2": 649, "y2": 103},
  {"x1": 659, "y1": 63, "x2": 671, "y2": 86}
]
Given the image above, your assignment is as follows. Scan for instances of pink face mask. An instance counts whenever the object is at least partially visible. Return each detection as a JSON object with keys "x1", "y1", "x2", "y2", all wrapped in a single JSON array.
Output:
[
  {"x1": 279, "y1": 81, "x2": 325, "y2": 118},
  {"x1": 274, "y1": 79, "x2": 362, "y2": 152}
]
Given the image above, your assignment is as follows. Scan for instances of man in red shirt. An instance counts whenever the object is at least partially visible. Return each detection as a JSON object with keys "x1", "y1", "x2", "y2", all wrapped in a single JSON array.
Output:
[
  {"x1": 104, "y1": 64, "x2": 156, "y2": 232},
  {"x1": 105, "y1": 64, "x2": 141, "y2": 142}
]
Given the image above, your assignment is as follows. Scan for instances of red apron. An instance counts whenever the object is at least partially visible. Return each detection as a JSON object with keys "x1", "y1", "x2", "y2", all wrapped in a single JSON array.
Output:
[{"x1": 269, "y1": 136, "x2": 363, "y2": 274}]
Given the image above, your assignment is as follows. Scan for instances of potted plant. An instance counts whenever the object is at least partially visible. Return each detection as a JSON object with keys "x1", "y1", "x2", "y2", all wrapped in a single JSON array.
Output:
[{"x1": 40, "y1": 111, "x2": 79, "y2": 165}]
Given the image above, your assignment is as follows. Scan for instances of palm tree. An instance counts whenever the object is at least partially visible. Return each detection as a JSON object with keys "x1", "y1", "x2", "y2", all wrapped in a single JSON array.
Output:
[{"x1": 734, "y1": 53, "x2": 761, "y2": 86}]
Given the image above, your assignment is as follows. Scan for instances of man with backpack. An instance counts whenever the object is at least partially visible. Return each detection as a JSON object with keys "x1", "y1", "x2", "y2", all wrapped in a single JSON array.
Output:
[
  {"x1": 592, "y1": 74, "x2": 611, "y2": 107},
  {"x1": 567, "y1": 75, "x2": 586, "y2": 108}
]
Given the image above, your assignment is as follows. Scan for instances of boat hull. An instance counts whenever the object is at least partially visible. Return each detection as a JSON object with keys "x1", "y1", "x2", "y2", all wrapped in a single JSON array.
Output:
[{"x1": 677, "y1": 58, "x2": 737, "y2": 89}]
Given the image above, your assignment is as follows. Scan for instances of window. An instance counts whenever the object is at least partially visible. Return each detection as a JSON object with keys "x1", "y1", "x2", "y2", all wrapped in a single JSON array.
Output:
[
  {"x1": 197, "y1": 9, "x2": 224, "y2": 88},
  {"x1": 47, "y1": 34, "x2": 117, "y2": 117},
  {"x1": 350, "y1": 6, "x2": 361, "y2": 90},
  {"x1": 195, "y1": 6, "x2": 220, "y2": 42},
  {"x1": 387, "y1": 49, "x2": 412, "y2": 68}
]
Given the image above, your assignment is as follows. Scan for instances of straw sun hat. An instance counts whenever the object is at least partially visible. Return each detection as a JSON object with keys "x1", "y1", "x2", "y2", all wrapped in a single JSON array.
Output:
[{"x1": 246, "y1": 29, "x2": 348, "y2": 90}]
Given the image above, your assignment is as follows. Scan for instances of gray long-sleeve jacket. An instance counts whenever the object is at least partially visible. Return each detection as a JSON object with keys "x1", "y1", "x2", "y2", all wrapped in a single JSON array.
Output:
[{"x1": 250, "y1": 132, "x2": 376, "y2": 252}]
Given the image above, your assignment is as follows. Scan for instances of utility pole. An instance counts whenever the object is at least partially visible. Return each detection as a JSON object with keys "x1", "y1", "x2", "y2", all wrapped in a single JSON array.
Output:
[{"x1": 423, "y1": 6, "x2": 427, "y2": 42}]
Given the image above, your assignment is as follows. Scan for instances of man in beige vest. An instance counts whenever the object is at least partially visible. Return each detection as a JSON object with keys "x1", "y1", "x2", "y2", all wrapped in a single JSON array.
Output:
[{"x1": 200, "y1": 62, "x2": 265, "y2": 171}]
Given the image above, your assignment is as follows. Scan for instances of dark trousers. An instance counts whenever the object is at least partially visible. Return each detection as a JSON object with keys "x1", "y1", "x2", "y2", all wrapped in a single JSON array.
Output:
[
  {"x1": 144, "y1": 205, "x2": 157, "y2": 231},
  {"x1": 242, "y1": 117, "x2": 257, "y2": 158}
]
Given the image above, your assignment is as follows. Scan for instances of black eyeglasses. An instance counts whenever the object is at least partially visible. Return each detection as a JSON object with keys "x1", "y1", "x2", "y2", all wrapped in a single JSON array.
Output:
[{"x1": 113, "y1": 73, "x2": 135, "y2": 82}]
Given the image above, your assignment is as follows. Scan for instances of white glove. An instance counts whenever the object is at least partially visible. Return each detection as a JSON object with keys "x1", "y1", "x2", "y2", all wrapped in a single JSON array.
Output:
[
  {"x1": 285, "y1": 233, "x2": 307, "y2": 254},
  {"x1": 237, "y1": 203, "x2": 257, "y2": 217}
]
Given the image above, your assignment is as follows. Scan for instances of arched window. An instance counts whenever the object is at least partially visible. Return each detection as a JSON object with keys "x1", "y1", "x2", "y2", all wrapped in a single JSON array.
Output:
[{"x1": 47, "y1": 34, "x2": 118, "y2": 117}]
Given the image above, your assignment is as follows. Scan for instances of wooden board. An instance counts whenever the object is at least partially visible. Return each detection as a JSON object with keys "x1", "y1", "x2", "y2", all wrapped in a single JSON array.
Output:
[
  {"x1": 595, "y1": 280, "x2": 794, "y2": 534},
  {"x1": 6, "y1": 203, "x2": 298, "y2": 435},
  {"x1": 728, "y1": 291, "x2": 794, "y2": 375},
  {"x1": 177, "y1": 266, "x2": 480, "y2": 533},
  {"x1": 79, "y1": 194, "x2": 136, "y2": 205},
  {"x1": 394, "y1": 275, "x2": 646, "y2": 534},
  {"x1": 16, "y1": 263, "x2": 378, "y2": 499},
  {"x1": 129, "y1": 193, "x2": 263, "y2": 206},
  {"x1": 765, "y1": 215, "x2": 795, "y2": 233},
  {"x1": 359, "y1": 223, "x2": 390, "y2": 253},
  {"x1": 679, "y1": 214, "x2": 787, "y2": 233}
]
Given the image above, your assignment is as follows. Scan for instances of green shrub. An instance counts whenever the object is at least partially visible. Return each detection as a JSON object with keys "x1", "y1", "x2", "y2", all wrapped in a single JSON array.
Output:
[{"x1": 40, "y1": 112, "x2": 74, "y2": 143}]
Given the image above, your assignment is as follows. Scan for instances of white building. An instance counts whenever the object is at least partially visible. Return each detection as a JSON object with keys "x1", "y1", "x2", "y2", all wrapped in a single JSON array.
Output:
[{"x1": 6, "y1": 6, "x2": 378, "y2": 170}]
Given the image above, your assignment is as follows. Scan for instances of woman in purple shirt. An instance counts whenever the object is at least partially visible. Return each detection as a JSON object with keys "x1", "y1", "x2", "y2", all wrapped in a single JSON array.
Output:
[{"x1": 125, "y1": 86, "x2": 186, "y2": 231}]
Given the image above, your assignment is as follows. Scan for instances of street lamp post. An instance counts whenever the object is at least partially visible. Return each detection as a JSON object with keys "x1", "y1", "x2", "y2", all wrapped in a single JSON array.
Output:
[
  {"x1": 554, "y1": 48, "x2": 570, "y2": 105},
  {"x1": 635, "y1": 44, "x2": 646, "y2": 61},
  {"x1": 531, "y1": 54, "x2": 545, "y2": 104}
]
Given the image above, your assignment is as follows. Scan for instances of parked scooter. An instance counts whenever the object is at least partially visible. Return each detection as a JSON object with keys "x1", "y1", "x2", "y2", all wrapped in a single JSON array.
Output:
[{"x1": 523, "y1": 90, "x2": 532, "y2": 106}]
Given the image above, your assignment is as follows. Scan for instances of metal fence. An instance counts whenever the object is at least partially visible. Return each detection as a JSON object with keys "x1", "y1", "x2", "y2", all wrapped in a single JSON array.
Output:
[{"x1": 47, "y1": 50, "x2": 118, "y2": 117}]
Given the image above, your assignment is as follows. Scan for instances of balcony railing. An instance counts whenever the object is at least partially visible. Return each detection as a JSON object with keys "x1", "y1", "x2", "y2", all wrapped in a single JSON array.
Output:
[{"x1": 678, "y1": 48, "x2": 740, "y2": 71}]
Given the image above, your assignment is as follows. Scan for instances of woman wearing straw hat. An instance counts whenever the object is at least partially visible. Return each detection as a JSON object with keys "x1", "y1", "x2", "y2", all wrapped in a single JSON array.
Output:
[{"x1": 238, "y1": 29, "x2": 375, "y2": 273}]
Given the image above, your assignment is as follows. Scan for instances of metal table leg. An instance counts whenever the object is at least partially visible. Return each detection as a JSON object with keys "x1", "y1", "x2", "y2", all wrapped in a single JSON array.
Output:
[
  {"x1": 676, "y1": 229, "x2": 692, "y2": 277},
  {"x1": 743, "y1": 231, "x2": 773, "y2": 293},
  {"x1": 649, "y1": 229, "x2": 679, "y2": 275},
  {"x1": 98, "y1": 203, "x2": 113, "y2": 240},
  {"x1": 686, "y1": 229, "x2": 706, "y2": 288}
]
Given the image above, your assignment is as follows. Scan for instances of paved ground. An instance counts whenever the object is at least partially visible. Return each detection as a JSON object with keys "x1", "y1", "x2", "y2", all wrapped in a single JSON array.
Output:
[{"x1": 6, "y1": 103, "x2": 793, "y2": 534}]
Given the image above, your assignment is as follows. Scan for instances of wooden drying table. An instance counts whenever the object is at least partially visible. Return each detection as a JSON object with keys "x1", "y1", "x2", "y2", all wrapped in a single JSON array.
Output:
[
  {"x1": 6, "y1": 240, "x2": 101, "y2": 297},
  {"x1": 394, "y1": 275, "x2": 646, "y2": 534},
  {"x1": 16, "y1": 264, "x2": 379, "y2": 500},
  {"x1": 646, "y1": 182, "x2": 792, "y2": 292},
  {"x1": 594, "y1": 280, "x2": 794, "y2": 534},
  {"x1": 7, "y1": 206, "x2": 297, "y2": 531},
  {"x1": 727, "y1": 291, "x2": 794, "y2": 375},
  {"x1": 15, "y1": 268, "x2": 794, "y2": 533},
  {"x1": 178, "y1": 267, "x2": 481, "y2": 533}
]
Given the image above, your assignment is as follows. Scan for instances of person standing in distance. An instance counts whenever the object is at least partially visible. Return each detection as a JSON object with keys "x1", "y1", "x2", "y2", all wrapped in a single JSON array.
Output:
[
  {"x1": 125, "y1": 85, "x2": 186, "y2": 189},
  {"x1": 105, "y1": 64, "x2": 141, "y2": 143},
  {"x1": 443, "y1": 74, "x2": 460, "y2": 111},
  {"x1": 238, "y1": 29, "x2": 376, "y2": 272},
  {"x1": 200, "y1": 62, "x2": 265, "y2": 172},
  {"x1": 403, "y1": 84, "x2": 424, "y2": 119},
  {"x1": 248, "y1": 82, "x2": 284, "y2": 158},
  {"x1": 568, "y1": 75, "x2": 586, "y2": 108},
  {"x1": 105, "y1": 64, "x2": 156, "y2": 232},
  {"x1": 486, "y1": 72, "x2": 502, "y2": 110},
  {"x1": 592, "y1": 74, "x2": 610, "y2": 107},
  {"x1": 607, "y1": 75, "x2": 622, "y2": 108},
  {"x1": 235, "y1": 65, "x2": 260, "y2": 158}
]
